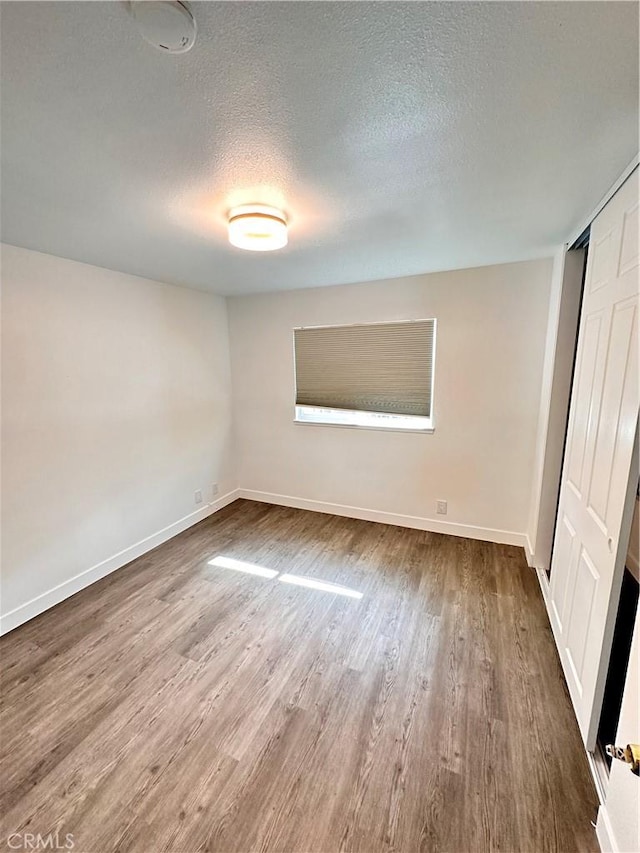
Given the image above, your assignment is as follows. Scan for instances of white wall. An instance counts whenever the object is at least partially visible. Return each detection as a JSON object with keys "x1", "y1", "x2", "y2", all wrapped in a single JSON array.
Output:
[
  {"x1": 527, "y1": 247, "x2": 585, "y2": 568},
  {"x1": 1, "y1": 244, "x2": 235, "y2": 632},
  {"x1": 228, "y1": 258, "x2": 553, "y2": 544}
]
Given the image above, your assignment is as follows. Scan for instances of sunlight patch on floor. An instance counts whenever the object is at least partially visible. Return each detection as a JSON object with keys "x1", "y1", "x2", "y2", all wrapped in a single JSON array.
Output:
[
  {"x1": 208, "y1": 556, "x2": 363, "y2": 599},
  {"x1": 207, "y1": 555, "x2": 278, "y2": 578}
]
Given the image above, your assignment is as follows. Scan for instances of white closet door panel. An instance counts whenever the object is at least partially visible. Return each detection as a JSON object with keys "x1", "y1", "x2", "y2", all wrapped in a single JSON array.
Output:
[{"x1": 549, "y1": 170, "x2": 639, "y2": 747}]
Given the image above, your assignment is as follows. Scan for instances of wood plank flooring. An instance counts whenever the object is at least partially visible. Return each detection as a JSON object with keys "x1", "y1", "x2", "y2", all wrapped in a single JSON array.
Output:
[{"x1": 0, "y1": 500, "x2": 599, "y2": 852}]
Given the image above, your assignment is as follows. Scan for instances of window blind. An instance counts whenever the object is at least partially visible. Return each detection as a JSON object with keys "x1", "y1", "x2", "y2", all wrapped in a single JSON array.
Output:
[{"x1": 294, "y1": 319, "x2": 435, "y2": 417}]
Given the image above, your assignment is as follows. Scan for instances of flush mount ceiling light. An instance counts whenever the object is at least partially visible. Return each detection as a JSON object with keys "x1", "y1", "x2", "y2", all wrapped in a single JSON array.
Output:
[
  {"x1": 228, "y1": 205, "x2": 288, "y2": 252},
  {"x1": 129, "y1": 1, "x2": 197, "y2": 54}
]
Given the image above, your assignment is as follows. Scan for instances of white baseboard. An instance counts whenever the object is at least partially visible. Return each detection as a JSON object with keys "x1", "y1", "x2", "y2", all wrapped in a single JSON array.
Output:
[
  {"x1": 535, "y1": 566, "x2": 569, "y2": 682},
  {"x1": 524, "y1": 535, "x2": 535, "y2": 567},
  {"x1": 237, "y1": 489, "x2": 528, "y2": 547},
  {"x1": 595, "y1": 803, "x2": 618, "y2": 853},
  {"x1": 0, "y1": 488, "x2": 528, "y2": 635},
  {"x1": 0, "y1": 489, "x2": 240, "y2": 636},
  {"x1": 535, "y1": 565, "x2": 552, "y2": 607}
]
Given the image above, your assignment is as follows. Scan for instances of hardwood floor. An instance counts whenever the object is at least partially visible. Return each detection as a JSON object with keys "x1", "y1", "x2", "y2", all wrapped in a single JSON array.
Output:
[{"x1": 0, "y1": 500, "x2": 599, "y2": 853}]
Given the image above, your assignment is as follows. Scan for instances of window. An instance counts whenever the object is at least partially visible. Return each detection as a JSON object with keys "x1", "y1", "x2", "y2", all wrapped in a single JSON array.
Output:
[{"x1": 293, "y1": 319, "x2": 436, "y2": 431}]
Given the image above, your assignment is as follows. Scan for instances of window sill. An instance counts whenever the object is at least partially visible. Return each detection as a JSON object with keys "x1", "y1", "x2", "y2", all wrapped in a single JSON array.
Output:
[
  {"x1": 294, "y1": 405, "x2": 433, "y2": 433},
  {"x1": 293, "y1": 418, "x2": 435, "y2": 435},
  {"x1": 293, "y1": 419, "x2": 434, "y2": 435}
]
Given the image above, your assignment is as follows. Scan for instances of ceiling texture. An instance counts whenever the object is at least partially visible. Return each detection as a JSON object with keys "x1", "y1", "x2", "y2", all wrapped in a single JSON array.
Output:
[{"x1": 1, "y1": 1, "x2": 638, "y2": 295}]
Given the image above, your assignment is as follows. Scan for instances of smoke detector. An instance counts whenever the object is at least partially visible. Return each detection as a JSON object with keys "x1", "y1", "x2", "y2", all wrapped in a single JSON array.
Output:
[{"x1": 129, "y1": 1, "x2": 197, "y2": 54}]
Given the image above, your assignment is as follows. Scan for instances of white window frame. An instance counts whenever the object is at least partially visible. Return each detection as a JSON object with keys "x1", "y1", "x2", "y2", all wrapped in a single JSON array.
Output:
[{"x1": 292, "y1": 319, "x2": 436, "y2": 433}]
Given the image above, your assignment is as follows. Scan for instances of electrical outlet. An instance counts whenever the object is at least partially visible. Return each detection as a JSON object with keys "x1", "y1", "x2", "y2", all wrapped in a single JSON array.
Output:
[
  {"x1": 211, "y1": 483, "x2": 219, "y2": 497},
  {"x1": 436, "y1": 500, "x2": 448, "y2": 515},
  {"x1": 194, "y1": 489, "x2": 203, "y2": 505}
]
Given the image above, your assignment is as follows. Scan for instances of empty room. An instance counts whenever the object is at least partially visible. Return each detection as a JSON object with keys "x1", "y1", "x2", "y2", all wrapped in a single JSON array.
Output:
[{"x1": 1, "y1": 2, "x2": 639, "y2": 852}]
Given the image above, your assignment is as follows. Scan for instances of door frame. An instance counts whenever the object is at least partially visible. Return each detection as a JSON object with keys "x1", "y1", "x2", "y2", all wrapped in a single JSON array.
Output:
[
  {"x1": 533, "y1": 158, "x2": 640, "y2": 798},
  {"x1": 527, "y1": 153, "x2": 639, "y2": 573}
]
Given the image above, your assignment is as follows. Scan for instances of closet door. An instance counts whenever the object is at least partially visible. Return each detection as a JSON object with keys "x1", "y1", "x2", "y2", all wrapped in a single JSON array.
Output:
[{"x1": 549, "y1": 169, "x2": 639, "y2": 748}]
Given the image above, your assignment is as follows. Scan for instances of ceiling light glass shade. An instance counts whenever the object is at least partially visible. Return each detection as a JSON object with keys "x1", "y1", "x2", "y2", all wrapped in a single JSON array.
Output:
[{"x1": 228, "y1": 205, "x2": 288, "y2": 251}]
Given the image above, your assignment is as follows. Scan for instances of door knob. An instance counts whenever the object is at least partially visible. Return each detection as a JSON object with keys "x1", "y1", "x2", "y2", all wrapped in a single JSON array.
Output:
[{"x1": 606, "y1": 743, "x2": 640, "y2": 776}]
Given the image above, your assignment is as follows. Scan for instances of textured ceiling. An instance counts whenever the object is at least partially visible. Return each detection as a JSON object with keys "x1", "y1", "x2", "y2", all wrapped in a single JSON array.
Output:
[{"x1": 1, "y1": 1, "x2": 638, "y2": 295}]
